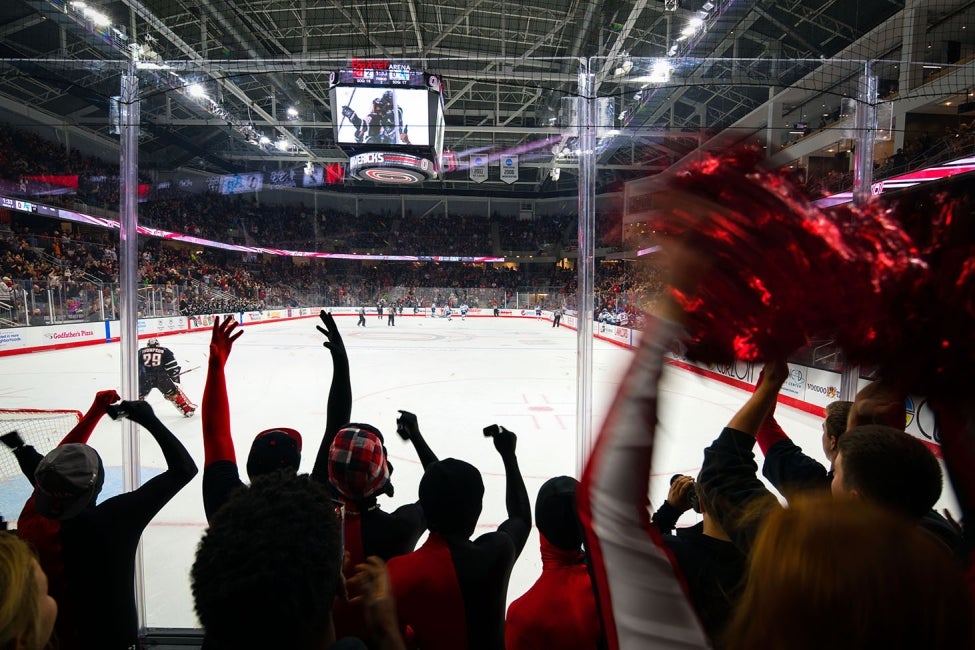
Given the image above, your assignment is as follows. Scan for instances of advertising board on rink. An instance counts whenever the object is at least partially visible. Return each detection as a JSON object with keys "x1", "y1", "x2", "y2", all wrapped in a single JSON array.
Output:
[
  {"x1": 0, "y1": 309, "x2": 943, "y2": 456},
  {"x1": 0, "y1": 322, "x2": 105, "y2": 355}
]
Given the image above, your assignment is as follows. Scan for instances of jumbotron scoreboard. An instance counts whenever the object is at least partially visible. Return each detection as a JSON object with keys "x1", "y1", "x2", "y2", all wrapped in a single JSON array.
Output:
[{"x1": 329, "y1": 61, "x2": 446, "y2": 184}]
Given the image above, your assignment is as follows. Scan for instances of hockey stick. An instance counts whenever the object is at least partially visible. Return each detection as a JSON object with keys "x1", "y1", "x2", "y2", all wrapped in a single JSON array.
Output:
[
  {"x1": 175, "y1": 366, "x2": 200, "y2": 378},
  {"x1": 338, "y1": 86, "x2": 357, "y2": 135}
]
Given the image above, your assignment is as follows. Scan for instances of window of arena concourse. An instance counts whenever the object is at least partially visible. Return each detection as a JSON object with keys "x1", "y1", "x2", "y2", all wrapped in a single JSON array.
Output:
[{"x1": 0, "y1": 0, "x2": 973, "y2": 642}]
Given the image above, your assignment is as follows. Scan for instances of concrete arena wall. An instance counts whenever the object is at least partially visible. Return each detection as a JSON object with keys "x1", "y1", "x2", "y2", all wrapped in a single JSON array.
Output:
[{"x1": 0, "y1": 307, "x2": 940, "y2": 455}]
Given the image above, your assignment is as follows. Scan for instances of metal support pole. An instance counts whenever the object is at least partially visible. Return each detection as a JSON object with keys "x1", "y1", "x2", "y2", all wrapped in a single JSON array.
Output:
[
  {"x1": 575, "y1": 62, "x2": 597, "y2": 476},
  {"x1": 118, "y1": 61, "x2": 147, "y2": 632},
  {"x1": 841, "y1": 63, "x2": 878, "y2": 402}
]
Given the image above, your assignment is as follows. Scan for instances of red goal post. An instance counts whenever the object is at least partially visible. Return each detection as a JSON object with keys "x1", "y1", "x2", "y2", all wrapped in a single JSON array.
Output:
[{"x1": 0, "y1": 408, "x2": 83, "y2": 480}]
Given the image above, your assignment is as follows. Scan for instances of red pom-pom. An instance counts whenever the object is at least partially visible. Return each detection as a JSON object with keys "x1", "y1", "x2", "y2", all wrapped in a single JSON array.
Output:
[
  {"x1": 648, "y1": 147, "x2": 975, "y2": 396},
  {"x1": 649, "y1": 148, "x2": 921, "y2": 365}
]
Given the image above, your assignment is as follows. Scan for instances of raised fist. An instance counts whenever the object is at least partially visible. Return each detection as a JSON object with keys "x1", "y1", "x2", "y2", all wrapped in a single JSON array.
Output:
[
  {"x1": 108, "y1": 399, "x2": 157, "y2": 426},
  {"x1": 0, "y1": 430, "x2": 25, "y2": 451},
  {"x1": 758, "y1": 359, "x2": 790, "y2": 390},
  {"x1": 341, "y1": 106, "x2": 356, "y2": 120},
  {"x1": 93, "y1": 389, "x2": 122, "y2": 411},
  {"x1": 395, "y1": 410, "x2": 419, "y2": 441},
  {"x1": 492, "y1": 426, "x2": 517, "y2": 457}
]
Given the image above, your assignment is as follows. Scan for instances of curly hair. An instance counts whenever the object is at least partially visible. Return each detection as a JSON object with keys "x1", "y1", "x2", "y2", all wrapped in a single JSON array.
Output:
[{"x1": 191, "y1": 472, "x2": 343, "y2": 649}]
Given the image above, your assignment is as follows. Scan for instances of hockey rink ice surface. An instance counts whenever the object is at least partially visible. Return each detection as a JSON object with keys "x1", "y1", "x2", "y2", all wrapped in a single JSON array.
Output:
[{"x1": 2, "y1": 314, "x2": 835, "y2": 628}]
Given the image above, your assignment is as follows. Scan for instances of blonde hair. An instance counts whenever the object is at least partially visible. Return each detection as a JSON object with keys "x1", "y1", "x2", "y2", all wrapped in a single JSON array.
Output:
[
  {"x1": 724, "y1": 495, "x2": 971, "y2": 650},
  {"x1": 0, "y1": 533, "x2": 45, "y2": 650}
]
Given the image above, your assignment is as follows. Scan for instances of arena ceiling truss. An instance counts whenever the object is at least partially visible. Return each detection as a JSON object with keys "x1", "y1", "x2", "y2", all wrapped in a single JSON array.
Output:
[{"x1": 0, "y1": 0, "x2": 970, "y2": 195}]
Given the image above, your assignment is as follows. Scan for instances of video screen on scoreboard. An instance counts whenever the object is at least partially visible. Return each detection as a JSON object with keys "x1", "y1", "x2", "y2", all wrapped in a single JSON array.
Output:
[{"x1": 332, "y1": 87, "x2": 432, "y2": 147}]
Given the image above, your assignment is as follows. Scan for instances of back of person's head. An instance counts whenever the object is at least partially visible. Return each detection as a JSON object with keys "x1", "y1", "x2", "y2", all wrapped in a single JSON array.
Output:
[
  {"x1": 33, "y1": 443, "x2": 104, "y2": 520},
  {"x1": 328, "y1": 424, "x2": 393, "y2": 504},
  {"x1": 535, "y1": 476, "x2": 582, "y2": 551},
  {"x1": 0, "y1": 533, "x2": 57, "y2": 650},
  {"x1": 823, "y1": 400, "x2": 853, "y2": 440},
  {"x1": 245, "y1": 428, "x2": 302, "y2": 481},
  {"x1": 419, "y1": 458, "x2": 483, "y2": 536},
  {"x1": 724, "y1": 495, "x2": 971, "y2": 650},
  {"x1": 191, "y1": 472, "x2": 342, "y2": 650},
  {"x1": 835, "y1": 425, "x2": 942, "y2": 521},
  {"x1": 848, "y1": 380, "x2": 906, "y2": 431}
]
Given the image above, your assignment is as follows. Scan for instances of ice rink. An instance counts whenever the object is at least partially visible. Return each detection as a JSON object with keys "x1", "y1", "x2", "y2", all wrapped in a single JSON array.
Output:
[{"x1": 0, "y1": 313, "x2": 828, "y2": 629}]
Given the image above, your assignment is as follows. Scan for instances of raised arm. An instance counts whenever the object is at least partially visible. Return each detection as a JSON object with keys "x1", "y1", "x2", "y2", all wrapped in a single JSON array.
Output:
[
  {"x1": 62, "y1": 389, "x2": 120, "y2": 445},
  {"x1": 492, "y1": 426, "x2": 531, "y2": 555},
  {"x1": 311, "y1": 311, "x2": 353, "y2": 484},
  {"x1": 727, "y1": 360, "x2": 789, "y2": 436},
  {"x1": 1, "y1": 389, "x2": 120, "y2": 487},
  {"x1": 395, "y1": 410, "x2": 439, "y2": 469},
  {"x1": 698, "y1": 362, "x2": 788, "y2": 552},
  {"x1": 577, "y1": 315, "x2": 709, "y2": 650},
  {"x1": 104, "y1": 399, "x2": 198, "y2": 527},
  {"x1": 202, "y1": 316, "x2": 243, "y2": 468}
]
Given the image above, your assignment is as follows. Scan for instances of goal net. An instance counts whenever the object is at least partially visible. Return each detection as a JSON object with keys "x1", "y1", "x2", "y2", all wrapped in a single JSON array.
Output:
[{"x1": 0, "y1": 409, "x2": 83, "y2": 480}]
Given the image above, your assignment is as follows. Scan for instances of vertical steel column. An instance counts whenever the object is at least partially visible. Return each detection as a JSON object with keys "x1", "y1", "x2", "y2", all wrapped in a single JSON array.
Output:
[
  {"x1": 118, "y1": 61, "x2": 146, "y2": 630},
  {"x1": 841, "y1": 63, "x2": 878, "y2": 402},
  {"x1": 575, "y1": 62, "x2": 596, "y2": 476}
]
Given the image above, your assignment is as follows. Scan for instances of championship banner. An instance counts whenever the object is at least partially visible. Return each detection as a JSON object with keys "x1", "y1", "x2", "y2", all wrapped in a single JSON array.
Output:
[
  {"x1": 469, "y1": 155, "x2": 488, "y2": 183},
  {"x1": 500, "y1": 155, "x2": 519, "y2": 185}
]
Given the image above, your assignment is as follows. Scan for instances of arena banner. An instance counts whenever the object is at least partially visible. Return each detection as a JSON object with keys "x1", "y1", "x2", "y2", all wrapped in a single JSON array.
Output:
[
  {"x1": 0, "y1": 323, "x2": 105, "y2": 354},
  {"x1": 499, "y1": 155, "x2": 519, "y2": 184},
  {"x1": 469, "y1": 155, "x2": 488, "y2": 183}
]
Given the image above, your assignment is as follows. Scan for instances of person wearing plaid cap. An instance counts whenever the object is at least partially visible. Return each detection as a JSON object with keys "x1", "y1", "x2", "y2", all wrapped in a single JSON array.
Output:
[{"x1": 309, "y1": 314, "x2": 440, "y2": 641}]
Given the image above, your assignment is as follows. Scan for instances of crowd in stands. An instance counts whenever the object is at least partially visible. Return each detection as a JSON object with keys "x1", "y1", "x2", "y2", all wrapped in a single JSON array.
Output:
[
  {"x1": 3, "y1": 245, "x2": 973, "y2": 649},
  {"x1": 2, "y1": 122, "x2": 975, "y2": 648},
  {"x1": 0, "y1": 208, "x2": 659, "y2": 327},
  {"x1": 805, "y1": 117, "x2": 975, "y2": 197},
  {"x1": 0, "y1": 123, "x2": 630, "y2": 259}
]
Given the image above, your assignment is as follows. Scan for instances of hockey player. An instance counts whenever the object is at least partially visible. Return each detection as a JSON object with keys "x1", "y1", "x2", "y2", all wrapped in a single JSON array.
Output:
[
  {"x1": 444, "y1": 305, "x2": 453, "y2": 321},
  {"x1": 460, "y1": 303, "x2": 469, "y2": 321},
  {"x1": 138, "y1": 338, "x2": 196, "y2": 417}
]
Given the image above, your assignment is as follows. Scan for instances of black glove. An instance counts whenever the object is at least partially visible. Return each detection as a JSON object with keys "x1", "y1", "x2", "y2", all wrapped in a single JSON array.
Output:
[
  {"x1": 107, "y1": 400, "x2": 156, "y2": 425},
  {"x1": 491, "y1": 426, "x2": 517, "y2": 457},
  {"x1": 0, "y1": 430, "x2": 25, "y2": 451},
  {"x1": 396, "y1": 410, "x2": 419, "y2": 441},
  {"x1": 317, "y1": 311, "x2": 346, "y2": 354},
  {"x1": 341, "y1": 106, "x2": 356, "y2": 120}
]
